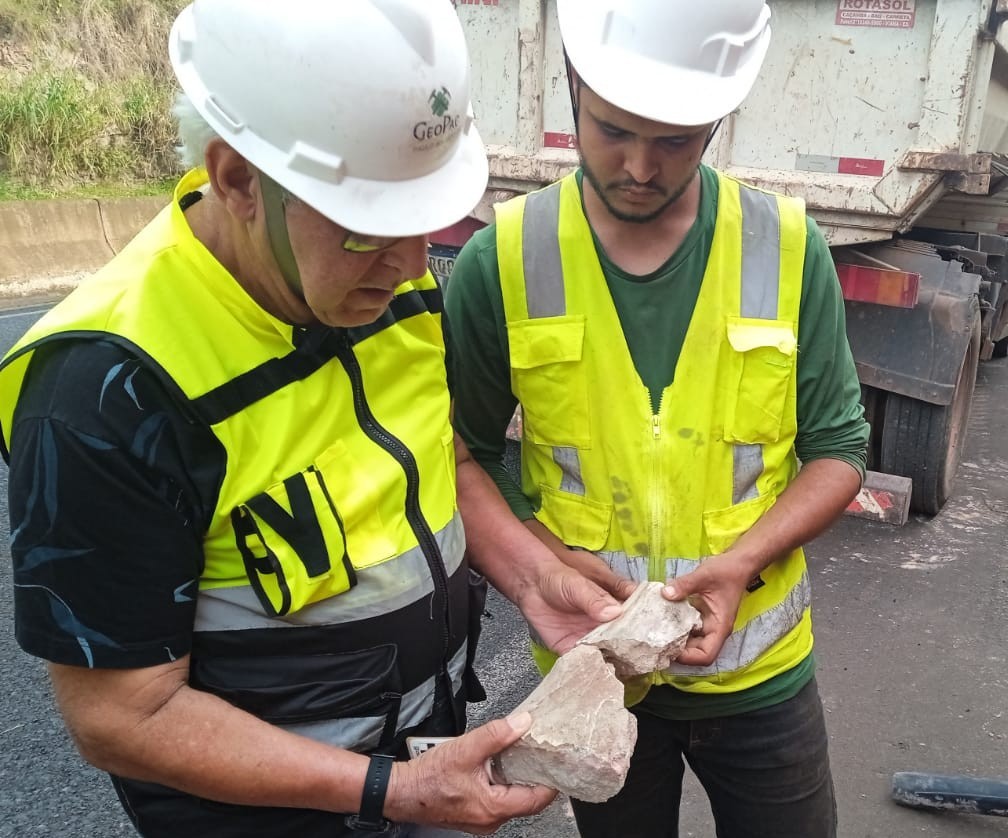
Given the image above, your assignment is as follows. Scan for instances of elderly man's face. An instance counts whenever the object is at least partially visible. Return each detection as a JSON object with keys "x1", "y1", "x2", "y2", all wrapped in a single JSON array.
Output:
[{"x1": 282, "y1": 198, "x2": 430, "y2": 328}]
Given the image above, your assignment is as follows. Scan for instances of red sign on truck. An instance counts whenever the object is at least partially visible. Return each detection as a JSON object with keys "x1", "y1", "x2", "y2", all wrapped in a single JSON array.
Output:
[{"x1": 835, "y1": 0, "x2": 916, "y2": 28}]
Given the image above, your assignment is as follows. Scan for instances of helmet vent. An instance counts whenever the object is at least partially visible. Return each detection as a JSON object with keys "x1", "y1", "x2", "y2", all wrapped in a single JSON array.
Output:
[
  {"x1": 699, "y1": 5, "x2": 771, "y2": 76},
  {"x1": 204, "y1": 96, "x2": 245, "y2": 134},
  {"x1": 287, "y1": 143, "x2": 347, "y2": 185}
]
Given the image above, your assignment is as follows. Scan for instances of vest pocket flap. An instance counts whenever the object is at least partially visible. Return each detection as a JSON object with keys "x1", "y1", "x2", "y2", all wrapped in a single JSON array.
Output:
[
  {"x1": 234, "y1": 466, "x2": 357, "y2": 617},
  {"x1": 702, "y1": 492, "x2": 776, "y2": 556},
  {"x1": 315, "y1": 439, "x2": 398, "y2": 570},
  {"x1": 536, "y1": 485, "x2": 612, "y2": 552},
  {"x1": 726, "y1": 318, "x2": 797, "y2": 356},
  {"x1": 507, "y1": 316, "x2": 585, "y2": 370},
  {"x1": 190, "y1": 644, "x2": 402, "y2": 725},
  {"x1": 723, "y1": 318, "x2": 798, "y2": 444}
]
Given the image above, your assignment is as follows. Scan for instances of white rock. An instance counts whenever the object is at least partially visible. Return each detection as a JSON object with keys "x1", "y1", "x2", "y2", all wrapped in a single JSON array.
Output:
[
  {"x1": 495, "y1": 644, "x2": 637, "y2": 803},
  {"x1": 578, "y1": 581, "x2": 702, "y2": 680}
]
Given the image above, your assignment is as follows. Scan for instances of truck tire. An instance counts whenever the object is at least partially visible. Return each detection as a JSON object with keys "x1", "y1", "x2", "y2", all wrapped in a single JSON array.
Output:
[
  {"x1": 994, "y1": 336, "x2": 1008, "y2": 359},
  {"x1": 879, "y1": 309, "x2": 981, "y2": 516}
]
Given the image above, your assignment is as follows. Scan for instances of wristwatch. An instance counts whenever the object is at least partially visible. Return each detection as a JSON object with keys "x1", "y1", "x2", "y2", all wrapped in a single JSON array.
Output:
[{"x1": 345, "y1": 753, "x2": 394, "y2": 831}]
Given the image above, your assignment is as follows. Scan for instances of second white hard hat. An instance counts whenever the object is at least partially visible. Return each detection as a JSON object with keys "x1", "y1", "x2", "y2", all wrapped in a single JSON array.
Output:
[
  {"x1": 557, "y1": 0, "x2": 772, "y2": 127},
  {"x1": 169, "y1": 0, "x2": 488, "y2": 237}
]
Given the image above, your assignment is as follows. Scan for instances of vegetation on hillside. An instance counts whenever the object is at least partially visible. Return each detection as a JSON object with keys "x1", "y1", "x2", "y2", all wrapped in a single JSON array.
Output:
[{"x1": 0, "y1": 0, "x2": 186, "y2": 198}]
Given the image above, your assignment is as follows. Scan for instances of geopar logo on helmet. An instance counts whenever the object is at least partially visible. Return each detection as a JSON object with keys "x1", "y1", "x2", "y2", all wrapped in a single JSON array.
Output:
[
  {"x1": 430, "y1": 86, "x2": 452, "y2": 117},
  {"x1": 414, "y1": 86, "x2": 461, "y2": 143}
]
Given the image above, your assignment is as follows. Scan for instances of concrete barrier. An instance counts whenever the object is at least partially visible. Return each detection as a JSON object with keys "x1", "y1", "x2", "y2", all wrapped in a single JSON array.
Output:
[
  {"x1": 101, "y1": 196, "x2": 168, "y2": 253},
  {"x1": 0, "y1": 195, "x2": 166, "y2": 295}
]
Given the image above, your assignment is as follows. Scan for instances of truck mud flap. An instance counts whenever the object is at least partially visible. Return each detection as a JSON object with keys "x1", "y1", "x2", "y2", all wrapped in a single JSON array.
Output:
[{"x1": 842, "y1": 241, "x2": 980, "y2": 406}]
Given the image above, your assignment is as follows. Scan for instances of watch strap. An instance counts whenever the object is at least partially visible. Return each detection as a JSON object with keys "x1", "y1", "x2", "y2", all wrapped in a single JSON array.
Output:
[{"x1": 345, "y1": 753, "x2": 394, "y2": 831}]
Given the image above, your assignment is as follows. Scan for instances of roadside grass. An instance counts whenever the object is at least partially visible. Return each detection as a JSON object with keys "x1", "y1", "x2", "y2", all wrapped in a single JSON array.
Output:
[
  {"x1": 0, "y1": 172, "x2": 174, "y2": 202},
  {"x1": 0, "y1": 0, "x2": 185, "y2": 199}
]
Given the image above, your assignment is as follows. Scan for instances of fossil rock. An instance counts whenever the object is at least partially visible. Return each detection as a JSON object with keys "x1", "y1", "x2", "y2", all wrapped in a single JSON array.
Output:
[
  {"x1": 495, "y1": 644, "x2": 636, "y2": 803},
  {"x1": 578, "y1": 581, "x2": 702, "y2": 680}
]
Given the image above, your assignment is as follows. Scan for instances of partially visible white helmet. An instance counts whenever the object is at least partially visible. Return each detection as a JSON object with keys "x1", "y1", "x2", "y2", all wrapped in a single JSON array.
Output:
[
  {"x1": 557, "y1": 0, "x2": 771, "y2": 127},
  {"x1": 169, "y1": 0, "x2": 488, "y2": 236}
]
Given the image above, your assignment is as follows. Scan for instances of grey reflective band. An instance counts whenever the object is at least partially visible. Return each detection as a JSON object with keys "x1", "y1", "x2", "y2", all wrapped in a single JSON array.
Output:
[
  {"x1": 599, "y1": 550, "x2": 650, "y2": 582},
  {"x1": 595, "y1": 553, "x2": 810, "y2": 676},
  {"x1": 521, "y1": 185, "x2": 578, "y2": 494},
  {"x1": 554, "y1": 446, "x2": 586, "y2": 496},
  {"x1": 738, "y1": 185, "x2": 781, "y2": 320},
  {"x1": 194, "y1": 514, "x2": 466, "y2": 631},
  {"x1": 665, "y1": 557, "x2": 699, "y2": 581},
  {"x1": 667, "y1": 572, "x2": 811, "y2": 677},
  {"x1": 521, "y1": 184, "x2": 566, "y2": 318},
  {"x1": 281, "y1": 643, "x2": 469, "y2": 752},
  {"x1": 733, "y1": 444, "x2": 764, "y2": 504},
  {"x1": 258, "y1": 171, "x2": 303, "y2": 295},
  {"x1": 733, "y1": 185, "x2": 784, "y2": 506}
]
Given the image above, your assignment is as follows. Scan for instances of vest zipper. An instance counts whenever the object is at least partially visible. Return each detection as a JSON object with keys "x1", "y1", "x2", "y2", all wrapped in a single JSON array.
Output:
[
  {"x1": 650, "y1": 406, "x2": 665, "y2": 581},
  {"x1": 333, "y1": 333, "x2": 453, "y2": 681}
]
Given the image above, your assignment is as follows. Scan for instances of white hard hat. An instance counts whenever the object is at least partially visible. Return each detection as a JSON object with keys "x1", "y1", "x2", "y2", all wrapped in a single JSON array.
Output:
[
  {"x1": 169, "y1": 0, "x2": 488, "y2": 237},
  {"x1": 557, "y1": 0, "x2": 772, "y2": 127}
]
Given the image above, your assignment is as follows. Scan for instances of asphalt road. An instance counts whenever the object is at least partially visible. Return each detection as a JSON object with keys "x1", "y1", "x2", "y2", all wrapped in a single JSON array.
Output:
[{"x1": 1, "y1": 303, "x2": 1006, "y2": 837}]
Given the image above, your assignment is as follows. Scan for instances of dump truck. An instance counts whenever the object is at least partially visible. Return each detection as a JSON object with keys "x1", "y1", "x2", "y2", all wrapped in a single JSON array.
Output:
[{"x1": 431, "y1": 0, "x2": 1008, "y2": 515}]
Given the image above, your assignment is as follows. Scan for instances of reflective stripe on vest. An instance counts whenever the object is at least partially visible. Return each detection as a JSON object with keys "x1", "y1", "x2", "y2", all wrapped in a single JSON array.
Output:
[
  {"x1": 279, "y1": 641, "x2": 469, "y2": 752},
  {"x1": 194, "y1": 514, "x2": 465, "y2": 631}
]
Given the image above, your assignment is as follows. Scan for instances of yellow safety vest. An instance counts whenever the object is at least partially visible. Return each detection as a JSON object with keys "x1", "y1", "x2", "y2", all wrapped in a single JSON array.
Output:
[
  {"x1": 497, "y1": 171, "x2": 812, "y2": 695},
  {"x1": 0, "y1": 169, "x2": 470, "y2": 751}
]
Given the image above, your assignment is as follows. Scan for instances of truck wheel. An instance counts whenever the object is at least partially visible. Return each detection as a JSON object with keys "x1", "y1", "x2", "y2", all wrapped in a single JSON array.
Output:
[
  {"x1": 994, "y1": 336, "x2": 1008, "y2": 359},
  {"x1": 879, "y1": 309, "x2": 981, "y2": 516}
]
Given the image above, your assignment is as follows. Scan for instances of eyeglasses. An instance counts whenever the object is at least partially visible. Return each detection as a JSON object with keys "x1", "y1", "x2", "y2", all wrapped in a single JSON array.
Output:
[
  {"x1": 341, "y1": 232, "x2": 403, "y2": 254},
  {"x1": 279, "y1": 188, "x2": 402, "y2": 255}
]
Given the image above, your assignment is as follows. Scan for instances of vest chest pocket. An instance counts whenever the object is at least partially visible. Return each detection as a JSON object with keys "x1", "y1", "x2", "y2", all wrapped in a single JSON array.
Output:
[
  {"x1": 233, "y1": 440, "x2": 398, "y2": 618},
  {"x1": 507, "y1": 315, "x2": 591, "y2": 449},
  {"x1": 702, "y1": 490, "x2": 776, "y2": 556},
  {"x1": 723, "y1": 318, "x2": 797, "y2": 444},
  {"x1": 537, "y1": 484, "x2": 613, "y2": 552}
]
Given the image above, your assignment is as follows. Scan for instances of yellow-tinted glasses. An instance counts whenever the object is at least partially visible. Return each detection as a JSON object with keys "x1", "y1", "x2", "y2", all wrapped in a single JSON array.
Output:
[
  {"x1": 278, "y1": 188, "x2": 402, "y2": 255},
  {"x1": 341, "y1": 232, "x2": 403, "y2": 254}
]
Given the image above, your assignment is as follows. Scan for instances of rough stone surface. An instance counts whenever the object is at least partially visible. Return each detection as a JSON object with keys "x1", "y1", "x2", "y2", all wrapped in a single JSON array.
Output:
[
  {"x1": 496, "y1": 644, "x2": 637, "y2": 803},
  {"x1": 578, "y1": 581, "x2": 702, "y2": 680}
]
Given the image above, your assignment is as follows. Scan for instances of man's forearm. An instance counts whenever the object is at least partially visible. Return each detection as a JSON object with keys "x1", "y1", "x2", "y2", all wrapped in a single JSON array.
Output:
[
  {"x1": 52, "y1": 661, "x2": 370, "y2": 813},
  {"x1": 454, "y1": 437, "x2": 554, "y2": 601},
  {"x1": 727, "y1": 457, "x2": 861, "y2": 578},
  {"x1": 664, "y1": 457, "x2": 862, "y2": 666},
  {"x1": 454, "y1": 432, "x2": 628, "y2": 652},
  {"x1": 51, "y1": 659, "x2": 552, "y2": 831}
]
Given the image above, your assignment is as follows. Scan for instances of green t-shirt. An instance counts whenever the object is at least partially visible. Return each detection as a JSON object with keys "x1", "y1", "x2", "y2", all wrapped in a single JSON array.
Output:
[{"x1": 445, "y1": 165, "x2": 868, "y2": 719}]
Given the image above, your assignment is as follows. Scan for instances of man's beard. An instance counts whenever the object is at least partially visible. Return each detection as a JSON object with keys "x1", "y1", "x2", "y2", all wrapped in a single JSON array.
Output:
[{"x1": 581, "y1": 155, "x2": 694, "y2": 224}]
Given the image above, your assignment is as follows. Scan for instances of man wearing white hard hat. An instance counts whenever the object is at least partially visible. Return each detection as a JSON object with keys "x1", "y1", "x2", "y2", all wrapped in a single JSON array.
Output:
[
  {"x1": 447, "y1": 0, "x2": 869, "y2": 835},
  {"x1": 0, "y1": 1, "x2": 633, "y2": 835}
]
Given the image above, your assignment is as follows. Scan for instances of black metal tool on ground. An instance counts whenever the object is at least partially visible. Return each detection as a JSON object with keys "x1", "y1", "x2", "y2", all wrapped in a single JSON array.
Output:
[{"x1": 892, "y1": 772, "x2": 1008, "y2": 817}]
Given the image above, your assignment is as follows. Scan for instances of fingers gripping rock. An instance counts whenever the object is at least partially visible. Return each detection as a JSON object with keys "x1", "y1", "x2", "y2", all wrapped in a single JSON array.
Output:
[{"x1": 578, "y1": 581, "x2": 703, "y2": 679}]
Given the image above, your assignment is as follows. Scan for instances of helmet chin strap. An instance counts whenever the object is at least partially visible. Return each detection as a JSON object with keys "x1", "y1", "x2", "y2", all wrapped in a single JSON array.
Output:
[
  {"x1": 257, "y1": 170, "x2": 304, "y2": 297},
  {"x1": 703, "y1": 118, "x2": 724, "y2": 153},
  {"x1": 564, "y1": 49, "x2": 579, "y2": 127}
]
